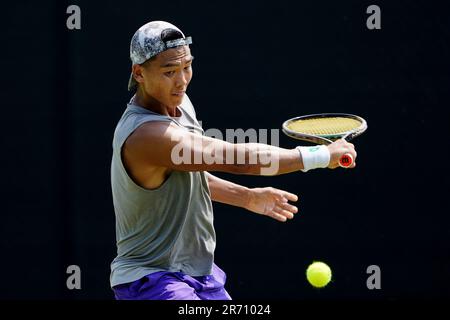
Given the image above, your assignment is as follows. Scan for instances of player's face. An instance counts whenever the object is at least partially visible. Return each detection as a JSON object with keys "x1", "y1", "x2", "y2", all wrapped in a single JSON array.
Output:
[{"x1": 141, "y1": 46, "x2": 193, "y2": 108}]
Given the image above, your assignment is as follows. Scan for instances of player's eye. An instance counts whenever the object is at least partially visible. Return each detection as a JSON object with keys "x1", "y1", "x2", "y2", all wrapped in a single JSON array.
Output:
[
  {"x1": 165, "y1": 70, "x2": 176, "y2": 76},
  {"x1": 184, "y1": 65, "x2": 192, "y2": 70}
]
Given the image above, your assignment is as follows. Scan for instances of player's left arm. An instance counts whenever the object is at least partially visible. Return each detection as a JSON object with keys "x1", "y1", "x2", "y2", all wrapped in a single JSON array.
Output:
[{"x1": 205, "y1": 172, "x2": 299, "y2": 222}]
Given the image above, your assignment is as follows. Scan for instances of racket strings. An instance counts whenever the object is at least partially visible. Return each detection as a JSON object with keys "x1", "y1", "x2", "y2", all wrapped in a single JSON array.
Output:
[{"x1": 286, "y1": 117, "x2": 362, "y2": 135}]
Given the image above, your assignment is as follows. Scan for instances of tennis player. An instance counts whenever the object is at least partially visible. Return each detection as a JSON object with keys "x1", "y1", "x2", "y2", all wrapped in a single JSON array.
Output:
[{"x1": 110, "y1": 21, "x2": 357, "y2": 300}]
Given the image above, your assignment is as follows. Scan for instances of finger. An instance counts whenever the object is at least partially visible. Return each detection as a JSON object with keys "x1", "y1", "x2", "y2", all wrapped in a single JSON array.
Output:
[
  {"x1": 270, "y1": 212, "x2": 288, "y2": 222},
  {"x1": 279, "y1": 202, "x2": 298, "y2": 214},
  {"x1": 279, "y1": 197, "x2": 288, "y2": 203},
  {"x1": 348, "y1": 150, "x2": 357, "y2": 163},
  {"x1": 281, "y1": 192, "x2": 298, "y2": 202},
  {"x1": 273, "y1": 206, "x2": 295, "y2": 219}
]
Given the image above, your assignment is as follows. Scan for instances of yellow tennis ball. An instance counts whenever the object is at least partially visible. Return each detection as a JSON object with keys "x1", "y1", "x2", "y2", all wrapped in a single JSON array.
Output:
[{"x1": 306, "y1": 261, "x2": 332, "y2": 288}]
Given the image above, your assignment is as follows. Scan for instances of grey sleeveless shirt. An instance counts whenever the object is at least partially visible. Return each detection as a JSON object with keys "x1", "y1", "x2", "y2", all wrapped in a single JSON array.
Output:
[{"x1": 110, "y1": 95, "x2": 215, "y2": 287}]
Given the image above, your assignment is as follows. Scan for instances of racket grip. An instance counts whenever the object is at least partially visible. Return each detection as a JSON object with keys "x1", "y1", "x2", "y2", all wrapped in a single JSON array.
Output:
[{"x1": 339, "y1": 153, "x2": 353, "y2": 168}]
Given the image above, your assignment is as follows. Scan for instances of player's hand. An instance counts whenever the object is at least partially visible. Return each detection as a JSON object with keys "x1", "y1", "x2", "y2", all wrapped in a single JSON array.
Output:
[
  {"x1": 244, "y1": 187, "x2": 298, "y2": 222},
  {"x1": 327, "y1": 139, "x2": 357, "y2": 169}
]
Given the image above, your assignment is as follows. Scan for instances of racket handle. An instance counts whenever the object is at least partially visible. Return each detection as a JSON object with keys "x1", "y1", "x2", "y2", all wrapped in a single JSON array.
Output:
[{"x1": 339, "y1": 153, "x2": 353, "y2": 168}]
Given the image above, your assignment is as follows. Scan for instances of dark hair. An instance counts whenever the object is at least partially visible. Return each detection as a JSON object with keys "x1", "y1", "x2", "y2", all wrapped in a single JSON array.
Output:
[{"x1": 161, "y1": 28, "x2": 184, "y2": 42}]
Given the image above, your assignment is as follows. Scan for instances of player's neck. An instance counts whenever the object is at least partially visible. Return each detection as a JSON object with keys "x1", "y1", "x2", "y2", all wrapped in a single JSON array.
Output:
[{"x1": 133, "y1": 89, "x2": 178, "y2": 117}]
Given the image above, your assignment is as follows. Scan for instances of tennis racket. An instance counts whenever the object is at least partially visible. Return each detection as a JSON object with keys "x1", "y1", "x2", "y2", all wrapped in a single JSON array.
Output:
[{"x1": 282, "y1": 113, "x2": 367, "y2": 168}]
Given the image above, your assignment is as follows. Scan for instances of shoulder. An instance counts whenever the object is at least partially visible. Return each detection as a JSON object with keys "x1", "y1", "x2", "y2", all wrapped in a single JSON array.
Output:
[{"x1": 128, "y1": 120, "x2": 182, "y2": 146}]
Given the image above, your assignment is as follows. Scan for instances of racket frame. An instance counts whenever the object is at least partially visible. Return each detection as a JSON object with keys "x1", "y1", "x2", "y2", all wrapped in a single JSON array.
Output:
[{"x1": 282, "y1": 113, "x2": 367, "y2": 145}]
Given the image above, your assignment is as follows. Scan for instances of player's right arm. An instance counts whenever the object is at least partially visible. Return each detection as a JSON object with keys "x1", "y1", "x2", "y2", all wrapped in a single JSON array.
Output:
[{"x1": 123, "y1": 121, "x2": 356, "y2": 176}]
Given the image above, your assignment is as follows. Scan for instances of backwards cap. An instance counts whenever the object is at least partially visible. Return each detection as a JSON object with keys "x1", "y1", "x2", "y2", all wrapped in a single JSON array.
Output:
[{"x1": 127, "y1": 21, "x2": 192, "y2": 91}]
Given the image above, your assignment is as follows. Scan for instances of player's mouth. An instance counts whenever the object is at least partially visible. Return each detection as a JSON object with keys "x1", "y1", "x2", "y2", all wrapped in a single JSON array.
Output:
[{"x1": 172, "y1": 91, "x2": 185, "y2": 97}]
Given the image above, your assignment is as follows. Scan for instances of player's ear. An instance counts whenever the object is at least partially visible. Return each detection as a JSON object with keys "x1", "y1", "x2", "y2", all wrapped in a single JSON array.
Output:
[{"x1": 132, "y1": 64, "x2": 145, "y2": 84}]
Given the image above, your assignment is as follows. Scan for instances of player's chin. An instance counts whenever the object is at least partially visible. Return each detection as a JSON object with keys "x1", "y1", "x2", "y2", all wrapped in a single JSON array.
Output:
[{"x1": 170, "y1": 93, "x2": 185, "y2": 103}]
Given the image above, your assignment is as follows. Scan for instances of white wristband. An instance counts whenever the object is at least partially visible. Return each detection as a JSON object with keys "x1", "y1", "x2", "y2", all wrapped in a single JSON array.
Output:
[{"x1": 296, "y1": 145, "x2": 330, "y2": 172}]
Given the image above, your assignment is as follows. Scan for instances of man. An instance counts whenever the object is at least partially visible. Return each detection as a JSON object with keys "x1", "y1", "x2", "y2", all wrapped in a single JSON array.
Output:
[{"x1": 110, "y1": 21, "x2": 357, "y2": 300}]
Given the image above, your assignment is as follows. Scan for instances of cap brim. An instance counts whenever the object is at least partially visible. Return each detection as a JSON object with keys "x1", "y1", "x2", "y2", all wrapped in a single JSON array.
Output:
[{"x1": 127, "y1": 73, "x2": 138, "y2": 91}]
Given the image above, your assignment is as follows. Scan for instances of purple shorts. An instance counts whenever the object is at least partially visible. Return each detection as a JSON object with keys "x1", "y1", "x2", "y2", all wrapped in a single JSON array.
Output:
[{"x1": 112, "y1": 263, "x2": 232, "y2": 300}]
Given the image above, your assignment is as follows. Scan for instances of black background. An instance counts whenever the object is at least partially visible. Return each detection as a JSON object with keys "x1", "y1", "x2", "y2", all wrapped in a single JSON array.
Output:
[{"x1": 2, "y1": 0, "x2": 449, "y2": 300}]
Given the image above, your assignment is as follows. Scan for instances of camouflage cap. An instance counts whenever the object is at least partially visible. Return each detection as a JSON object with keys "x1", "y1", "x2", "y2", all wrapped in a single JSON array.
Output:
[{"x1": 127, "y1": 21, "x2": 192, "y2": 91}]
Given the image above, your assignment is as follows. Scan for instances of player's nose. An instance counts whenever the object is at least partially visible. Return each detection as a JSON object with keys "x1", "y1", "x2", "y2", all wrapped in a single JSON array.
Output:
[{"x1": 174, "y1": 72, "x2": 188, "y2": 88}]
